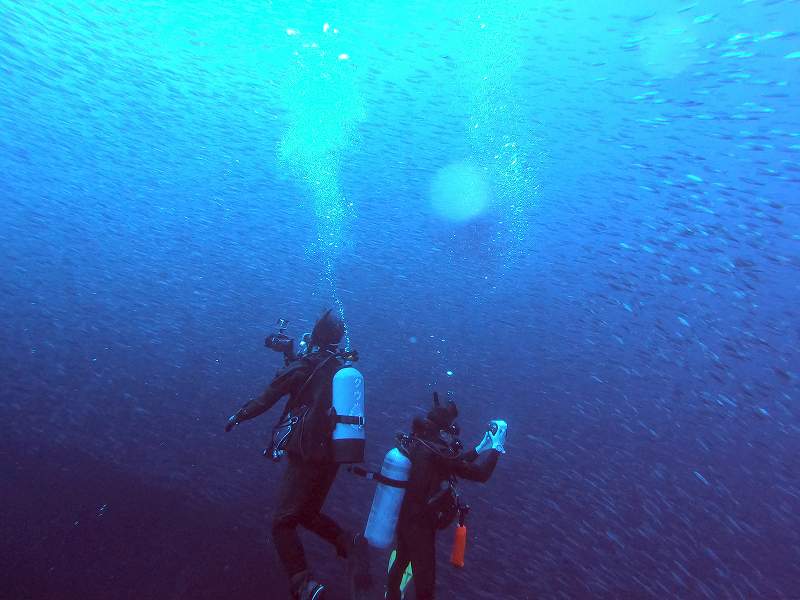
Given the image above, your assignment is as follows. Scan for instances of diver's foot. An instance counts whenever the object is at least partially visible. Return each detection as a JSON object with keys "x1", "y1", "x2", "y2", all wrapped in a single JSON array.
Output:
[
  {"x1": 299, "y1": 580, "x2": 325, "y2": 600},
  {"x1": 291, "y1": 571, "x2": 326, "y2": 600}
]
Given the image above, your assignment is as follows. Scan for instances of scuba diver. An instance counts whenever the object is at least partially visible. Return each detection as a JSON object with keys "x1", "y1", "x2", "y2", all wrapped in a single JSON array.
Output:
[
  {"x1": 224, "y1": 309, "x2": 370, "y2": 600},
  {"x1": 381, "y1": 394, "x2": 507, "y2": 600}
]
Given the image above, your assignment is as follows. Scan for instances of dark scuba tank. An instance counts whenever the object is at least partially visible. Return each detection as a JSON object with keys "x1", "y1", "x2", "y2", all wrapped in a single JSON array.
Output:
[
  {"x1": 331, "y1": 362, "x2": 365, "y2": 463},
  {"x1": 364, "y1": 446, "x2": 411, "y2": 548}
]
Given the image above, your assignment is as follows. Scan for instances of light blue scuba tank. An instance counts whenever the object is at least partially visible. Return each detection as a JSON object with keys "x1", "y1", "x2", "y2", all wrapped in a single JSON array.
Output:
[
  {"x1": 364, "y1": 446, "x2": 412, "y2": 549},
  {"x1": 331, "y1": 363, "x2": 366, "y2": 463}
]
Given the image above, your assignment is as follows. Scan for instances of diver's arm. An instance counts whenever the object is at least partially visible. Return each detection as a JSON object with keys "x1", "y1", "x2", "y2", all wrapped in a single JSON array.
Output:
[
  {"x1": 461, "y1": 448, "x2": 479, "y2": 463},
  {"x1": 224, "y1": 366, "x2": 303, "y2": 430},
  {"x1": 452, "y1": 450, "x2": 500, "y2": 483},
  {"x1": 234, "y1": 381, "x2": 288, "y2": 421}
]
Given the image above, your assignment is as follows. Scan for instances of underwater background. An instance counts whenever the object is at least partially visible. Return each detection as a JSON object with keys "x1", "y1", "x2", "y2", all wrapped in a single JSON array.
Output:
[{"x1": 2, "y1": 0, "x2": 799, "y2": 598}]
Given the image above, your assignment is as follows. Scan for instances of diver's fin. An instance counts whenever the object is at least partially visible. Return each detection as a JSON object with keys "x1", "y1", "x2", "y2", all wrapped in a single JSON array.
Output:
[
  {"x1": 387, "y1": 549, "x2": 413, "y2": 599},
  {"x1": 400, "y1": 564, "x2": 412, "y2": 598}
]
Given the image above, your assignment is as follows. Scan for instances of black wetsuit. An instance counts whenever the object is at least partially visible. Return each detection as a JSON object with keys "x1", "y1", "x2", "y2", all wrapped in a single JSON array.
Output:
[
  {"x1": 387, "y1": 431, "x2": 500, "y2": 600},
  {"x1": 235, "y1": 350, "x2": 348, "y2": 581}
]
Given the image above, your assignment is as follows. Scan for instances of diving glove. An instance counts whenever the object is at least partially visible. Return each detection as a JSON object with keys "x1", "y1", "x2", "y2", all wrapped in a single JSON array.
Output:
[{"x1": 474, "y1": 419, "x2": 507, "y2": 454}]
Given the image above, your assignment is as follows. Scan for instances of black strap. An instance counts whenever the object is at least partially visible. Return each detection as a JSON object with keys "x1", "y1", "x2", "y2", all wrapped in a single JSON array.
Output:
[
  {"x1": 336, "y1": 415, "x2": 365, "y2": 426},
  {"x1": 348, "y1": 465, "x2": 407, "y2": 489},
  {"x1": 415, "y1": 437, "x2": 462, "y2": 461},
  {"x1": 457, "y1": 503, "x2": 470, "y2": 527}
]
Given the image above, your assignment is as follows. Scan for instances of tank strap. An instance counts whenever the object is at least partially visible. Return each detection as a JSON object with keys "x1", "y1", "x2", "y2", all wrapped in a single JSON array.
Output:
[
  {"x1": 336, "y1": 415, "x2": 365, "y2": 426},
  {"x1": 348, "y1": 465, "x2": 407, "y2": 489}
]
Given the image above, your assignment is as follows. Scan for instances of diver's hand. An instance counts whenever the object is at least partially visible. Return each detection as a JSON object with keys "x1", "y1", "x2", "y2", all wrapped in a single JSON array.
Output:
[
  {"x1": 488, "y1": 419, "x2": 507, "y2": 453},
  {"x1": 474, "y1": 431, "x2": 493, "y2": 455},
  {"x1": 224, "y1": 414, "x2": 240, "y2": 432},
  {"x1": 476, "y1": 420, "x2": 507, "y2": 454}
]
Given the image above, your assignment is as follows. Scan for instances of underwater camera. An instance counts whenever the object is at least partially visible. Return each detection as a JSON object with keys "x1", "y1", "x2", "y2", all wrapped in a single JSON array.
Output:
[
  {"x1": 265, "y1": 319, "x2": 312, "y2": 365},
  {"x1": 265, "y1": 317, "x2": 357, "y2": 365}
]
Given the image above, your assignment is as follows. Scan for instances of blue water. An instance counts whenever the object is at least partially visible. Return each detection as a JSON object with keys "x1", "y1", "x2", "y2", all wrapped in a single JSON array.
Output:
[{"x1": 2, "y1": 1, "x2": 799, "y2": 598}]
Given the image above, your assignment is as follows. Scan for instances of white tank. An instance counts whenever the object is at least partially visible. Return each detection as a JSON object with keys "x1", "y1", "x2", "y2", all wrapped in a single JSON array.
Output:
[
  {"x1": 331, "y1": 365, "x2": 365, "y2": 463},
  {"x1": 364, "y1": 447, "x2": 412, "y2": 549}
]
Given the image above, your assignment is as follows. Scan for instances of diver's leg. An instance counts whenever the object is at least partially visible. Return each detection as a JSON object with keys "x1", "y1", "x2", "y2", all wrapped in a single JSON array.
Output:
[
  {"x1": 386, "y1": 532, "x2": 411, "y2": 600},
  {"x1": 408, "y1": 525, "x2": 436, "y2": 600},
  {"x1": 297, "y1": 462, "x2": 346, "y2": 549},
  {"x1": 272, "y1": 457, "x2": 314, "y2": 580}
]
